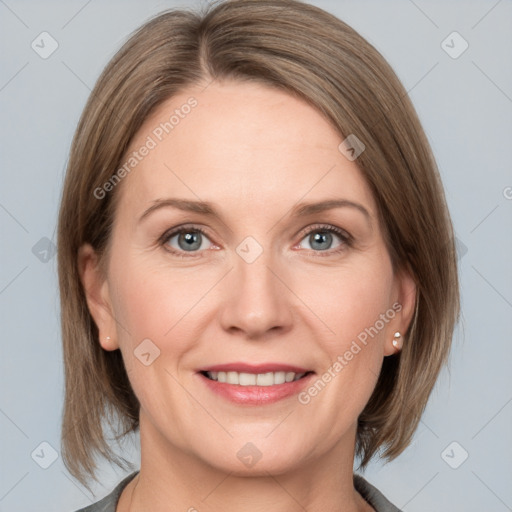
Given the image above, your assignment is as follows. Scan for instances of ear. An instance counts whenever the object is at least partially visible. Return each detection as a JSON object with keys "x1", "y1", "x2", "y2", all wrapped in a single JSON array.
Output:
[
  {"x1": 383, "y1": 267, "x2": 417, "y2": 356},
  {"x1": 78, "y1": 243, "x2": 119, "y2": 351}
]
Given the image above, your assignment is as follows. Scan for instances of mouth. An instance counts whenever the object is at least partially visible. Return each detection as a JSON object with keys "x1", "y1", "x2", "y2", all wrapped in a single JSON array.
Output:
[{"x1": 197, "y1": 363, "x2": 315, "y2": 405}]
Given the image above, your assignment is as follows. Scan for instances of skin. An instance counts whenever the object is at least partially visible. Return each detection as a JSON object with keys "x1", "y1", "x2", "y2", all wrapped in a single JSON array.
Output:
[{"x1": 79, "y1": 80, "x2": 416, "y2": 512}]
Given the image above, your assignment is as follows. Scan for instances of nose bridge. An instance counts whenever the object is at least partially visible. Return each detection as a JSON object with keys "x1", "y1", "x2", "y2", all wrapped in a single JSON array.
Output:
[{"x1": 219, "y1": 242, "x2": 292, "y2": 337}]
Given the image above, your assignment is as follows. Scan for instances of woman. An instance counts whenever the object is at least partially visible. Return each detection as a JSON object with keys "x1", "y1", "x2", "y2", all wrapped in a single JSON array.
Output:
[{"x1": 58, "y1": 1, "x2": 459, "y2": 511}]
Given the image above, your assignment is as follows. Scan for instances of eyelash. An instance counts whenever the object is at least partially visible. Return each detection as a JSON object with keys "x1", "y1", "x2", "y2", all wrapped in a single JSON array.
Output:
[{"x1": 159, "y1": 223, "x2": 352, "y2": 259}]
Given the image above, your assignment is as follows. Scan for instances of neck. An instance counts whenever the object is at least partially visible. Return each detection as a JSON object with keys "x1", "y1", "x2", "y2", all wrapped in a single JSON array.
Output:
[{"x1": 120, "y1": 412, "x2": 372, "y2": 512}]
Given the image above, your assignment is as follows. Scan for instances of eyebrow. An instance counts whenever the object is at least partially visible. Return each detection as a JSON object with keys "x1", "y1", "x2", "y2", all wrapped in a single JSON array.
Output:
[{"x1": 138, "y1": 198, "x2": 371, "y2": 223}]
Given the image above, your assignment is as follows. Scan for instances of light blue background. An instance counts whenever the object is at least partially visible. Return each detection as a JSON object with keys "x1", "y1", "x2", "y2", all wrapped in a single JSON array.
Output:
[{"x1": 1, "y1": 1, "x2": 511, "y2": 511}]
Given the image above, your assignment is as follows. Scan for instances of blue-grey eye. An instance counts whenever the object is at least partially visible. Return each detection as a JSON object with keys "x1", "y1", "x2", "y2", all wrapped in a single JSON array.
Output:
[
  {"x1": 167, "y1": 230, "x2": 210, "y2": 252},
  {"x1": 299, "y1": 229, "x2": 344, "y2": 251}
]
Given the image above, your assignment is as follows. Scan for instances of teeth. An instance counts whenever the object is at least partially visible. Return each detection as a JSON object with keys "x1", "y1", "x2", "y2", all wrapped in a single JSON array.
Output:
[{"x1": 206, "y1": 371, "x2": 306, "y2": 386}]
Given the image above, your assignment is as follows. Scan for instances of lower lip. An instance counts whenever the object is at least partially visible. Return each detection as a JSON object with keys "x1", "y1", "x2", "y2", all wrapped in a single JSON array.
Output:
[{"x1": 198, "y1": 372, "x2": 314, "y2": 405}]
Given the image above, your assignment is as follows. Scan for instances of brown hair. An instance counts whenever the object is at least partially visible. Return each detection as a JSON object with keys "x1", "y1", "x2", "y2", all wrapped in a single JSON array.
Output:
[{"x1": 58, "y1": 0, "x2": 459, "y2": 487}]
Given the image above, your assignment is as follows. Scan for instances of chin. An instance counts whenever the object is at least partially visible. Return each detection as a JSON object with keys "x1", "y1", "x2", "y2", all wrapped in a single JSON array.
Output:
[{"x1": 190, "y1": 435, "x2": 313, "y2": 477}]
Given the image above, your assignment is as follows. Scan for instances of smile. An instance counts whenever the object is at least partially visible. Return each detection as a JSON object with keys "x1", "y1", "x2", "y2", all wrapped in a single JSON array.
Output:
[
  {"x1": 203, "y1": 370, "x2": 308, "y2": 386},
  {"x1": 197, "y1": 363, "x2": 315, "y2": 405}
]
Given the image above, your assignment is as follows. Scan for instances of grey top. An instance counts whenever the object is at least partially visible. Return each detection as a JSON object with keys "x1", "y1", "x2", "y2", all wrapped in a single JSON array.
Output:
[{"x1": 74, "y1": 471, "x2": 402, "y2": 512}]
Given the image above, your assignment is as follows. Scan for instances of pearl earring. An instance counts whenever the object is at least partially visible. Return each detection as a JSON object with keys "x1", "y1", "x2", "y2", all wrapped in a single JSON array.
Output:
[
  {"x1": 106, "y1": 336, "x2": 111, "y2": 341},
  {"x1": 392, "y1": 332, "x2": 402, "y2": 351}
]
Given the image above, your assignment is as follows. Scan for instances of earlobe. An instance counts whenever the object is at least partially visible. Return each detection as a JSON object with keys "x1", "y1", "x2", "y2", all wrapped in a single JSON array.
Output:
[
  {"x1": 384, "y1": 268, "x2": 417, "y2": 356},
  {"x1": 78, "y1": 243, "x2": 119, "y2": 351}
]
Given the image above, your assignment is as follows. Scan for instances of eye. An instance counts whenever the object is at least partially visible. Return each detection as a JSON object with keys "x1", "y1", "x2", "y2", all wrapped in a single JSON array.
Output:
[
  {"x1": 296, "y1": 224, "x2": 351, "y2": 254},
  {"x1": 161, "y1": 226, "x2": 215, "y2": 255}
]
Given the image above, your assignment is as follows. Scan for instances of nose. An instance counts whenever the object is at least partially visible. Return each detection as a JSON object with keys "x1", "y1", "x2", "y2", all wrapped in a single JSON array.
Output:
[{"x1": 219, "y1": 252, "x2": 294, "y2": 340}]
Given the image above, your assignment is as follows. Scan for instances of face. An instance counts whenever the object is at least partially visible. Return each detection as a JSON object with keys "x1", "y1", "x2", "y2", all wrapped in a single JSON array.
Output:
[{"x1": 81, "y1": 80, "x2": 415, "y2": 476}]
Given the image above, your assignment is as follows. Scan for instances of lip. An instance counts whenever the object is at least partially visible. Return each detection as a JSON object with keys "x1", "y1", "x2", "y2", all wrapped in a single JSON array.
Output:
[
  {"x1": 197, "y1": 363, "x2": 315, "y2": 405},
  {"x1": 198, "y1": 362, "x2": 311, "y2": 373}
]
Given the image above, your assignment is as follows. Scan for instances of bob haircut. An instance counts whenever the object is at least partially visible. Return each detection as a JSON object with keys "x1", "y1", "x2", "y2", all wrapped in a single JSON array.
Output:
[{"x1": 58, "y1": 0, "x2": 459, "y2": 488}]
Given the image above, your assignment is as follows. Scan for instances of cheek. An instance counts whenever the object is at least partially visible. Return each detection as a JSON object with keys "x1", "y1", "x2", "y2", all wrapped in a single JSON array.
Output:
[
  {"x1": 299, "y1": 256, "x2": 394, "y2": 345},
  {"x1": 109, "y1": 253, "x2": 215, "y2": 340},
  {"x1": 295, "y1": 256, "x2": 395, "y2": 405},
  {"x1": 107, "y1": 252, "x2": 223, "y2": 398},
  {"x1": 107, "y1": 258, "x2": 205, "y2": 417}
]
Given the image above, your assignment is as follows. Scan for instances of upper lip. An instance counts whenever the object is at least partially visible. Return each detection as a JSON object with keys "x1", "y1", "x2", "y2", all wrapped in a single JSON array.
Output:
[{"x1": 198, "y1": 362, "x2": 313, "y2": 374}]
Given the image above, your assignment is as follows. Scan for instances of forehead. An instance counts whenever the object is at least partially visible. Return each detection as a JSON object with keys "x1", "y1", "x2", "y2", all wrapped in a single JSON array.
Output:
[{"x1": 115, "y1": 80, "x2": 377, "y2": 220}]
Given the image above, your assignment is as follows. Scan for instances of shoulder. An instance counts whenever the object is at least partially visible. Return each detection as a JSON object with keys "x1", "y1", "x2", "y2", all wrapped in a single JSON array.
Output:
[
  {"x1": 72, "y1": 471, "x2": 139, "y2": 512},
  {"x1": 354, "y1": 474, "x2": 402, "y2": 512}
]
